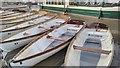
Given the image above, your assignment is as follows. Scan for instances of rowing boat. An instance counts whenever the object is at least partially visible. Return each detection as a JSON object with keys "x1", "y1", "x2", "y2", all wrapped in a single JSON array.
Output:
[
  {"x1": 0, "y1": 14, "x2": 56, "y2": 42},
  {"x1": 0, "y1": 11, "x2": 47, "y2": 30},
  {"x1": 1, "y1": 12, "x2": 23, "y2": 19},
  {"x1": 0, "y1": 10, "x2": 40, "y2": 21},
  {"x1": 0, "y1": 15, "x2": 68, "y2": 59},
  {"x1": 0, "y1": 12, "x2": 15, "y2": 16},
  {"x1": 10, "y1": 19, "x2": 85, "y2": 66},
  {"x1": 0, "y1": 12, "x2": 35, "y2": 21},
  {"x1": 64, "y1": 23, "x2": 114, "y2": 67}
]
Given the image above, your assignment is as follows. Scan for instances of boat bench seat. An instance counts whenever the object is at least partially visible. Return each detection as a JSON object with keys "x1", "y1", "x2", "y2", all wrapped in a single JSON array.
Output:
[
  {"x1": 73, "y1": 46, "x2": 111, "y2": 55},
  {"x1": 47, "y1": 35, "x2": 65, "y2": 41}
]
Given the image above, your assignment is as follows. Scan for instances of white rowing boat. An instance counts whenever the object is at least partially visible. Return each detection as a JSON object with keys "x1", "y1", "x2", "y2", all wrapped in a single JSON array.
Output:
[
  {"x1": 0, "y1": 16, "x2": 68, "y2": 59},
  {"x1": 0, "y1": 15, "x2": 56, "y2": 41},
  {"x1": 0, "y1": 12, "x2": 34, "y2": 21},
  {"x1": 0, "y1": 11, "x2": 46, "y2": 30},
  {"x1": 0, "y1": 12, "x2": 15, "y2": 16},
  {"x1": 10, "y1": 19, "x2": 85, "y2": 67},
  {"x1": 1, "y1": 12, "x2": 23, "y2": 18},
  {"x1": 64, "y1": 23, "x2": 114, "y2": 67}
]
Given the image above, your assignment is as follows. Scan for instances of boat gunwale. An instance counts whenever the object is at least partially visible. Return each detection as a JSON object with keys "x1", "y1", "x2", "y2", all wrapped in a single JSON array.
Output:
[{"x1": 107, "y1": 40, "x2": 115, "y2": 67}]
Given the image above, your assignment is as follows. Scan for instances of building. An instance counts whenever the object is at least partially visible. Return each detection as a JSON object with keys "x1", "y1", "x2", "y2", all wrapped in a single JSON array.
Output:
[{"x1": 0, "y1": 0, "x2": 119, "y2": 19}]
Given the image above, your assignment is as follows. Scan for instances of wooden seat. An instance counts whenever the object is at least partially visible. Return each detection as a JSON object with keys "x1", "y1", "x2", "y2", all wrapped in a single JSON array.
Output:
[
  {"x1": 38, "y1": 26, "x2": 50, "y2": 30},
  {"x1": 73, "y1": 45, "x2": 111, "y2": 55},
  {"x1": 47, "y1": 35, "x2": 65, "y2": 41}
]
